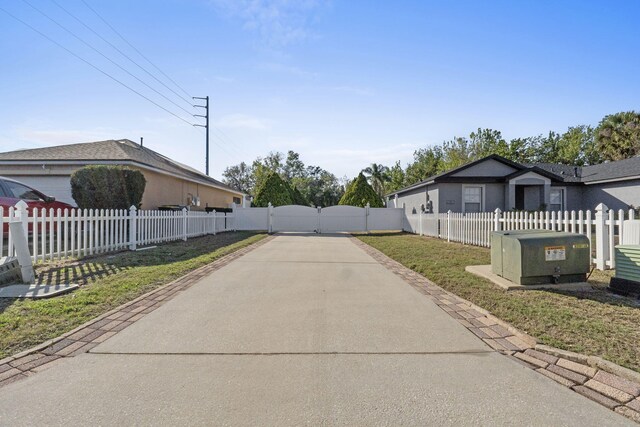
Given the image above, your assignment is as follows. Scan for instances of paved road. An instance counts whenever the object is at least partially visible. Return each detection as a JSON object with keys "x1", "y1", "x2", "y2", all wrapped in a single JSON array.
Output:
[{"x1": 0, "y1": 234, "x2": 632, "y2": 426}]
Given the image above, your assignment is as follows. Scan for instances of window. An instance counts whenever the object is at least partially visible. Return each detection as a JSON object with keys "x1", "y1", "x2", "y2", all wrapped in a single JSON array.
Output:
[
  {"x1": 550, "y1": 188, "x2": 564, "y2": 212},
  {"x1": 3, "y1": 180, "x2": 43, "y2": 201},
  {"x1": 233, "y1": 197, "x2": 241, "y2": 205},
  {"x1": 463, "y1": 186, "x2": 483, "y2": 213}
]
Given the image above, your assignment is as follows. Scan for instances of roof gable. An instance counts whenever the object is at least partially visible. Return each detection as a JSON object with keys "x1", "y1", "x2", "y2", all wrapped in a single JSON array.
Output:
[
  {"x1": 0, "y1": 139, "x2": 242, "y2": 195},
  {"x1": 448, "y1": 157, "x2": 519, "y2": 178}
]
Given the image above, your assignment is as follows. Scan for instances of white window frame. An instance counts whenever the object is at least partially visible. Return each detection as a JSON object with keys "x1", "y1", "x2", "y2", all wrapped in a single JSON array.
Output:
[
  {"x1": 462, "y1": 184, "x2": 485, "y2": 214},
  {"x1": 549, "y1": 187, "x2": 566, "y2": 212}
]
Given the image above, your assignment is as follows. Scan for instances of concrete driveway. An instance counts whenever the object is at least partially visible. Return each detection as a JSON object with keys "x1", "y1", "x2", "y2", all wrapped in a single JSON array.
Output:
[{"x1": 0, "y1": 234, "x2": 632, "y2": 426}]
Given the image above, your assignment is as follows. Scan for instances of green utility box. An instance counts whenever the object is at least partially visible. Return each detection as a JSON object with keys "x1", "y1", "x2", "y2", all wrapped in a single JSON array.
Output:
[
  {"x1": 609, "y1": 245, "x2": 640, "y2": 295},
  {"x1": 491, "y1": 230, "x2": 554, "y2": 276},
  {"x1": 491, "y1": 231, "x2": 590, "y2": 285}
]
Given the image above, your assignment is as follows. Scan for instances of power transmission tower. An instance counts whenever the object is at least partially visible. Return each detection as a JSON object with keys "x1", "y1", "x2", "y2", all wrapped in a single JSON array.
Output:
[{"x1": 193, "y1": 96, "x2": 210, "y2": 175}]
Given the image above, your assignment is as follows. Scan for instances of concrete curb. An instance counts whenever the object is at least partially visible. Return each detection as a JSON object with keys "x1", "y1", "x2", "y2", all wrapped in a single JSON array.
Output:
[
  {"x1": 352, "y1": 236, "x2": 640, "y2": 424},
  {"x1": 0, "y1": 235, "x2": 274, "y2": 389}
]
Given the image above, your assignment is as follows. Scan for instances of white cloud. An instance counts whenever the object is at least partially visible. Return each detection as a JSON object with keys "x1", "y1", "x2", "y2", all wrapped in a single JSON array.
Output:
[
  {"x1": 210, "y1": 0, "x2": 328, "y2": 46},
  {"x1": 259, "y1": 61, "x2": 318, "y2": 78},
  {"x1": 214, "y1": 114, "x2": 274, "y2": 131},
  {"x1": 331, "y1": 86, "x2": 374, "y2": 96}
]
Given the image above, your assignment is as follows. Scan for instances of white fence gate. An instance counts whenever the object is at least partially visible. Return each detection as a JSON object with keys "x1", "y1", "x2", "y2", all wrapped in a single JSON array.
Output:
[
  {"x1": 320, "y1": 205, "x2": 366, "y2": 232},
  {"x1": 233, "y1": 204, "x2": 403, "y2": 234},
  {"x1": 272, "y1": 205, "x2": 319, "y2": 232}
]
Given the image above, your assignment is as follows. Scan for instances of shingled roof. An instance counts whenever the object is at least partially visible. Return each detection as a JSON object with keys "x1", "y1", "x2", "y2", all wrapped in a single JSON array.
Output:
[
  {"x1": 388, "y1": 154, "x2": 640, "y2": 197},
  {"x1": 0, "y1": 139, "x2": 241, "y2": 194}
]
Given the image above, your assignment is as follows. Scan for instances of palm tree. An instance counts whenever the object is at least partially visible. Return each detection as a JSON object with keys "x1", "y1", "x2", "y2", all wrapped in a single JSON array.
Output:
[
  {"x1": 362, "y1": 163, "x2": 390, "y2": 200},
  {"x1": 596, "y1": 111, "x2": 640, "y2": 161}
]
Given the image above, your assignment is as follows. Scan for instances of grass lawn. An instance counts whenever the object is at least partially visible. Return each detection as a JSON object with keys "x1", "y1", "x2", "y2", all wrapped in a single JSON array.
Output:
[
  {"x1": 0, "y1": 231, "x2": 266, "y2": 359},
  {"x1": 356, "y1": 232, "x2": 640, "y2": 372}
]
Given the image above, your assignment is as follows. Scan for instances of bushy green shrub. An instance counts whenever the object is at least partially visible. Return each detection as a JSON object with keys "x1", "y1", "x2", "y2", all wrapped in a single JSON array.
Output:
[
  {"x1": 253, "y1": 172, "x2": 293, "y2": 207},
  {"x1": 338, "y1": 172, "x2": 383, "y2": 207},
  {"x1": 71, "y1": 165, "x2": 146, "y2": 209},
  {"x1": 289, "y1": 185, "x2": 309, "y2": 206}
]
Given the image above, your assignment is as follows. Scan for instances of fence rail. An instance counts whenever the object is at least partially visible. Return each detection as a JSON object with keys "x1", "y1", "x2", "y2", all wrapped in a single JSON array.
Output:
[
  {"x1": 404, "y1": 204, "x2": 638, "y2": 270},
  {"x1": 1, "y1": 203, "x2": 234, "y2": 263}
]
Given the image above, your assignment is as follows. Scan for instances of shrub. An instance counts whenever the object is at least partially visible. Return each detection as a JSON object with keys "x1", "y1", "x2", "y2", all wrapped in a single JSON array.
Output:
[
  {"x1": 253, "y1": 172, "x2": 293, "y2": 207},
  {"x1": 289, "y1": 185, "x2": 309, "y2": 206},
  {"x1": 338, "y1": 173, "x2": 383, "y2": 207},
  {"x1": 71, "y1": 165, "x2": 146, "y2": 209}
]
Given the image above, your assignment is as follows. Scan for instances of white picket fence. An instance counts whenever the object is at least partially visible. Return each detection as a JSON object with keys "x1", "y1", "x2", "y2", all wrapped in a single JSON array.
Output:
[
  {"x1": 1, "y1": 203, "x2": 234, "y2": 263},
  {"x1": 404, "y1": 204, "x2": 639, "y2": 270}
]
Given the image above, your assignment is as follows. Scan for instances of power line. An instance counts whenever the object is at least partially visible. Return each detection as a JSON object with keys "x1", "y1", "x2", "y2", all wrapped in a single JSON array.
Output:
[
  {"x1": 0, "y1": 5, "x2": 197, "y2": 128},
  {"x1": 22, "y1": 0, "x2": 200, "y2": 121},
  {"x1": 80, "y1": 0, "x2": 193, "y2": 100},
  {"x1": 49, "y1": 0, "x2": 195, "y2": 110}
]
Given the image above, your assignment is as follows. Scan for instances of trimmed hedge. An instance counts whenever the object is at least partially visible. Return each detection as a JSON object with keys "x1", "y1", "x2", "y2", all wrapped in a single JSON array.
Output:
[
  {"x1": 338, "y1": 172, "x2": 383, "y2": 207},
  {"x1": 71, "y1": 165, "x2": 146, "y2": 209}
]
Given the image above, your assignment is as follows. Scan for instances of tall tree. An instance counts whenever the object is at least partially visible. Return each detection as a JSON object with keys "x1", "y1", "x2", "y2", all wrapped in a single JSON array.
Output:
[
  {"x1": 404, "y1": 146, "x2": 442, "y2": 185},
  {"x1": 385, "y1": 161, "x2": 406, "y2": 194},
  {"x1": 362, "y1": 163, "x2": 390, "y2": 198},
  {"x1": 556, "y1": 125, "x2": 600, "y2": 166},
  {"x1": 222, "y1": 161, "x2": 254, "y2": 194},
  {"x1": 595, "y1": 111, "x2": 640, "y2": 161},
  {"x1": 253, "y1": 172, "x2": 293, "y2": 207},
  {"x1": 339, "y1": 173, "x2": 383, "y2": 207},
  {"x1": 469, "y1": 128, "x2": 510, "y2": 159}
]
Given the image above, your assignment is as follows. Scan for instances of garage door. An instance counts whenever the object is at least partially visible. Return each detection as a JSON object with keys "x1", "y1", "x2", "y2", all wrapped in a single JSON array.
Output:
[{"x1": 3, "y1": 176, "x2": 75, "y2": 206}]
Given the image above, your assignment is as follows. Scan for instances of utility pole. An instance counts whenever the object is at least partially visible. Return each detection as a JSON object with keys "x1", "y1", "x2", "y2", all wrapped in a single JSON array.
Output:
[{"x1": 193, "y1": 96, "x2": 209, "y2": 175}]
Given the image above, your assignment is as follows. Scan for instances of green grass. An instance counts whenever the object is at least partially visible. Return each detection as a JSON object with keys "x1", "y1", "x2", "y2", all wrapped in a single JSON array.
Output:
[
  {"x1": 0, "y1": 232, "x2": 266, "y2": 359},
  {"x1": 356, "y1": 232, "x2": 640, "y2": 372}
]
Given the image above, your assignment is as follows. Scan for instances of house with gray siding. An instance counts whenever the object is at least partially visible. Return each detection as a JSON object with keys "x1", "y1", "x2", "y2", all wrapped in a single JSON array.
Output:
[{"x1": 388, "y1": 154, "x2": 640, "y2": 214}]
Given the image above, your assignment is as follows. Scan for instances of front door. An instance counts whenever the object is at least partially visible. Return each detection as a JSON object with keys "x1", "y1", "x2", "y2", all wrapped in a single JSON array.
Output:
[{"x1": 515, "y1": 186, "x2": 525, "y2": 210}]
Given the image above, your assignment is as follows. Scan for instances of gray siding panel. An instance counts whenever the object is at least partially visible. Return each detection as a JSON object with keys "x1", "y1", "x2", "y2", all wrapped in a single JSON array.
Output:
[
  {"x1": 451, "y1": 159, "x2": 518, "y2": 177},
  {"x1": 396, "y1": 186, "x2": 427, "y2": 214},
  {"x1": 484, "y1": 184, "x2": 505, "y2": 212},
  {"x1": 581, "y1": 180, "x2": 640, "y2": 211}
]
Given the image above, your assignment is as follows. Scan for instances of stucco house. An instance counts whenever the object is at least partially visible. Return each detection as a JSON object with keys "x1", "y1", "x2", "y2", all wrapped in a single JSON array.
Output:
[
  {"x1": 0, "y1": 139, "x2": 245, "y2": 210},
  {"x1": 388, "y1": 154, "x2": 640, "y2": 214}
]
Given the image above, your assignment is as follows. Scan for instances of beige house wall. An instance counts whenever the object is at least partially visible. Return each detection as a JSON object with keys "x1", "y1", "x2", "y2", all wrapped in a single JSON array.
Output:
[
  {"x1": 0, "y1": 163, "x2": 242, "y2": 210},
  {"x1": 136, "y1": 168, "x2": 240, "y2": 210}
]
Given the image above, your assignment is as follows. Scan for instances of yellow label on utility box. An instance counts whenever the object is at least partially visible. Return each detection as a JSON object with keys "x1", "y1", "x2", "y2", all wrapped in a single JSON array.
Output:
[
  {"x1": 573, "y1": 243, "x2": 589, "y2": 249},
  {"x1": 545, "y1": 246, "x2": 566, "y2": 261}
]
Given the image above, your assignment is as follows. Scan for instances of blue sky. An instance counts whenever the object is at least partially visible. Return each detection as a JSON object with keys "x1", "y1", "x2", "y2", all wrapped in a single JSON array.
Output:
[{"x1": 1, "y1": 0, "x2": 639, "y2": 180}]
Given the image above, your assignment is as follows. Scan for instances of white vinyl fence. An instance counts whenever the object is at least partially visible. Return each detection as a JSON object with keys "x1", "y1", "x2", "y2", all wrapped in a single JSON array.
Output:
[
  {"x1": 1, "y1": 202, "x2": 234, "y2": 262},
  {"x1": 404, "y1": 204, "x2": 639, "y2": 270},
  {"x1": 234, "y1": 203, "x2": 404, "y2": 234}
]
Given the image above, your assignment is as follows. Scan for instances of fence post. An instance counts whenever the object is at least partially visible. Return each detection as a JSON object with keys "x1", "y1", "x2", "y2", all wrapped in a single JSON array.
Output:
[
  {"x1": 14, "y1": 200, "x2": 29, "y2": 237},
  {"x1": 595, "y1": 203, "x2": 608, "y2": 270},
  {"x1": 447, "y1": 210, "x2": 452, "y2": 242},
  {"x1": 182, "y1": 208, "x2": 188, "y2": 241},
  {"x1": 212, "y1": 210, "x2": 217, "y2": 235},
  {"x1": 493, "y1": 208, "x2": 502, "y2": 231},
  {"x1": 419, "y1": 209, "x2": 423, "y2": 236},
  {"x1": 128, "y1": 205, "x2": 137, "y2": 250},
  {"x1": 365, "y1": 203, "x2": 370, "y2": 233},
  {"x1": 268, "y1": 202, "x2": 273, "y2": 234},
  {"x1": 317, "y1": 206, "x2": 321, "y2": 234}
]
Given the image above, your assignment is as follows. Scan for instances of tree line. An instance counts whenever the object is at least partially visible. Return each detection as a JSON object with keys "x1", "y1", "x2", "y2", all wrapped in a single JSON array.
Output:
[
  {"x1": 377, "y1": 110, "x2": 640, "y2": 196},
  {"x1": 223, "y1": 110, "x2": 640, "y2": 207}
]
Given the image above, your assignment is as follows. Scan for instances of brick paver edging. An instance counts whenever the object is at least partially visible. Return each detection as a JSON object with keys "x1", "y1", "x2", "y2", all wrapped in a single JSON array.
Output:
[
  {"x1": 0, "y1": 235, "x2": 275, "y2": 389},
  {"x1": 351, "y1": 236, "x2": 640, "y2": 424}
]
